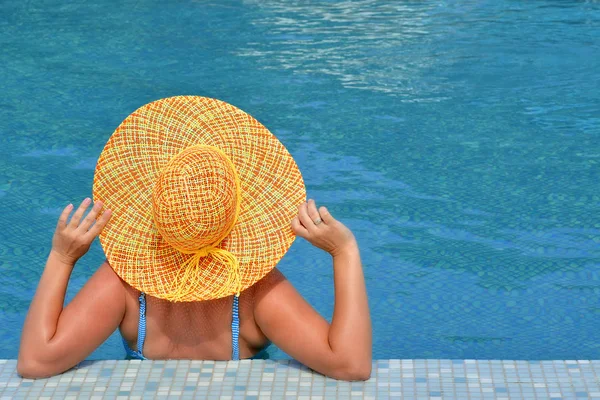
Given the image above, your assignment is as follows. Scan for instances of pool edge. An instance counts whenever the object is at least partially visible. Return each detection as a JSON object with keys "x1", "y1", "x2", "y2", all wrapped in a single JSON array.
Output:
[{"x1": 1, "y1": 358, "x2": 599, "y2": 399}]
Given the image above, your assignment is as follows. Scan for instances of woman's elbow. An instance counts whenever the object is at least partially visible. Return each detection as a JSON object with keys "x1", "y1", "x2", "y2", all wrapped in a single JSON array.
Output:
[
  {"x1": 329, "y1": 359, "x2": 372, "y2": 381},
  {"x1": 17, "y1": 355, "x2": 57, "y2": 379},
  {"x1": 17, "y1": 358, "x2": 42, "y2": 379},
  {"x1": 344, "y1": 361, "x2": 372, "y2": 381}
]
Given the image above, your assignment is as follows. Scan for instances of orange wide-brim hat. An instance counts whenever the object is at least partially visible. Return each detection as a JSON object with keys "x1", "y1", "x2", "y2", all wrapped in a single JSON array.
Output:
[{"x1": 93, "y1": 96, "x2": 306, "y2": 302}]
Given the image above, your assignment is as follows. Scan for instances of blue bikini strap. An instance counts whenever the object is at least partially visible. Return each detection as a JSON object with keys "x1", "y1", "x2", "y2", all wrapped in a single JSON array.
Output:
[
  {"x1": 232, "y1": 295, "x2": 240, "y2": 360},
  {"x1": 137, "y1": 293, "x2": 147, "y2": 356}
]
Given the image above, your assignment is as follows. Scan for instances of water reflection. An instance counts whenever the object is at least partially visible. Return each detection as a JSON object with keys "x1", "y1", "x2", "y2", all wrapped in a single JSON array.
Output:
[{"x1": 239, "y1": 0, "x2": 452, "y2": 101}]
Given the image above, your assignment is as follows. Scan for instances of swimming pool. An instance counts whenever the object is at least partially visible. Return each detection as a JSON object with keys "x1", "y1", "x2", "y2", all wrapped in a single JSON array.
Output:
[{"x1": 1, "y1": 0, "x2": 599, "y2": 361}]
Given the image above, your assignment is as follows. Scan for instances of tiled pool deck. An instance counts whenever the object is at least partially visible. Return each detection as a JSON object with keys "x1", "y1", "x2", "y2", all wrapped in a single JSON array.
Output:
[{"x1": 1, "y1": 359, "x2": 600, "y2": 399}]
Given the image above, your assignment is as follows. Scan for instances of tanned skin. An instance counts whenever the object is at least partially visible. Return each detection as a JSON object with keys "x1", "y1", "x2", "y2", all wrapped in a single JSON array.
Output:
[{"x1": 18, "y1": 198, "x2": 371, "y2": 380}]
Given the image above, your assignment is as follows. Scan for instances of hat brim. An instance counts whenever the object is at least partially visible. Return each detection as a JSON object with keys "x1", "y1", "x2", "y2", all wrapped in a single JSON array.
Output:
[{"x1": 93, "y1": 96, "x2": 306, "y2": 301}]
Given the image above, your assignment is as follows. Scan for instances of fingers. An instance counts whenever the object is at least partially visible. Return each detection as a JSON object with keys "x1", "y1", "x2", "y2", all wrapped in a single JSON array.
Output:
[
  {"x1": 78, "y1": 201, "x2": 104, "y2": 232},
  {"x1": 291, "y1": 216, "x2": 309, "y2": 238},
  {"x1": 293, "y1": 200, "x2": 332, "y2": 239},
  {"x1": 306, "y1": 199, "x2": 323, "y2": 226},
  {"x1": 84, "y1": 208, "x2": 112, "y2": 240},
  {"x1": 69, "y1": 198, "x2": 91, "y2": 227},
  {"x1": 318, "y1": 206, "x2": 335, "y2": 225},
  {"x1": 297, "y1": 202, "x2": 315, "y2": 231},
  {"x1": 57, "y1": 203, "x2": 73, "y2": 229},
  {"x1": 61, "y1": 198, "x2": 112, "y2": 240}
]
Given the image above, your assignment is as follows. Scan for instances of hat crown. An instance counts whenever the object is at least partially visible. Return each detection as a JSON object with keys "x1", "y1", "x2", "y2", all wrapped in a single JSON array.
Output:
[{"x1": 152, "y1": 145, "x2": 240, "y2": 253}]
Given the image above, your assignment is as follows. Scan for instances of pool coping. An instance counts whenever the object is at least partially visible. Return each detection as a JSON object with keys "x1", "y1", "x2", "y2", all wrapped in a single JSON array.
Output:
[{"x1": 1, "y1": 358, "x2": 600, "y2": 399}]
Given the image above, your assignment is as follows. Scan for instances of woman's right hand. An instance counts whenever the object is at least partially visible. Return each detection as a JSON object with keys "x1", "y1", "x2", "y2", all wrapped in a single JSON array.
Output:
[
  {"x1": 51, "y1": 198, "x2": 112, "y2": 265},
  {"x1": 291, "y1": 199, "x2": 357, "y2": 257}
]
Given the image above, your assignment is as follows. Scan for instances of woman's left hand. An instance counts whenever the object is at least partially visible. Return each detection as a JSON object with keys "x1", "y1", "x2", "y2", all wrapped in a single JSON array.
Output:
[{"x1": 51, "y1": 198, "x2": 112, "y2": 265}]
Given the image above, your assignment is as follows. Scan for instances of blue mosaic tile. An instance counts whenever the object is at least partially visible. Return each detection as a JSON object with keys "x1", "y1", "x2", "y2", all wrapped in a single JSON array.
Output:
[{"x1": 2, "y1": 359, "x2": 600, "y2": 399}]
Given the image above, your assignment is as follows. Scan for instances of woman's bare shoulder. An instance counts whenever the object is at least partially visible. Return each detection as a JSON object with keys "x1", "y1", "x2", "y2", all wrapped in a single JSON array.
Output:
[
  {"x1": 252, "y1": 268, "x2": 288, "y2": 299},
  {"x1": 89, "y1": 260, "x2": 128, "y2": 295},
  {"x1": 102, "y1": 260, "x2": 140, "y2": 296},
  {"x1": 100, "y1": 260, "x2": 141, "y2": 325}
]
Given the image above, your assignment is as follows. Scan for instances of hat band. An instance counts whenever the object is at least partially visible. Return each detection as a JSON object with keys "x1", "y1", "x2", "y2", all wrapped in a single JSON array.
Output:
[
  {"x1": 163, "y1": 145, "x2": 243, "y2": 302},
  {"x1": 168, "y1": 245, "x2": 242, "y2": 301}
]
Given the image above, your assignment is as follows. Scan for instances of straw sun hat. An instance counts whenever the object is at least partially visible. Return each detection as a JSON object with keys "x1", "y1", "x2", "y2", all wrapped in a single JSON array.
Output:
[{"x1": 93, "y1": 96, "x2": 306, "y2": 302}]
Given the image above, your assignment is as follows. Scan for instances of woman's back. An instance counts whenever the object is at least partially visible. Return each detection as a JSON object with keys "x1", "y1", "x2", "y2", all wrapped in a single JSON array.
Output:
[{"x1": 119, "y1": 264, "x2": 279, "y2": 360}]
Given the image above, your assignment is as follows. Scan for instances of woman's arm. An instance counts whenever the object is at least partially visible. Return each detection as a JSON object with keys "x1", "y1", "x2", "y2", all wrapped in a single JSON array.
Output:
[
  {"x1": 18, "y1": 199, "x2": 125, "y2": 378},
  {"x1": 254, "y1": 200, "x2": 372, "y2": 381},
  {"x1": 328, "y1": 243, "x2": 371, "y2": 373}
]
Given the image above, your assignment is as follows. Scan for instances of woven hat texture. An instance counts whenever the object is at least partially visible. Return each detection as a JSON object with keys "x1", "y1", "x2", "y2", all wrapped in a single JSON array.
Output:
[{"x1": 93, "y1": 96, "x2": 306, "y2": 301}]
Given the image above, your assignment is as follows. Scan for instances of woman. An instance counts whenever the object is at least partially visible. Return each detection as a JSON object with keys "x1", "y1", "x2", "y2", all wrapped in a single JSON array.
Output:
[{"x1": 17, "y1": 96, "x2": 371, "y2": 380}]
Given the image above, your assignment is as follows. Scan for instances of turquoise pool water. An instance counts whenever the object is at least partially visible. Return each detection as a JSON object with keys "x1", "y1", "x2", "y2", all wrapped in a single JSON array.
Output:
[{"x1": 1, "y1": 0, "x2": 599, "y2": 361}]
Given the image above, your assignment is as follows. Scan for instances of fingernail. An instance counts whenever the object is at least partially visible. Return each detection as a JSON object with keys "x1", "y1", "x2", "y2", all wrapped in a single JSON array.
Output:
[
  {"x1": 67, "y1": 203, "x2": 73, "y2": 209},
  {"x1": 84, "y1": 197, "x2": 91, "y2": 205}
]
